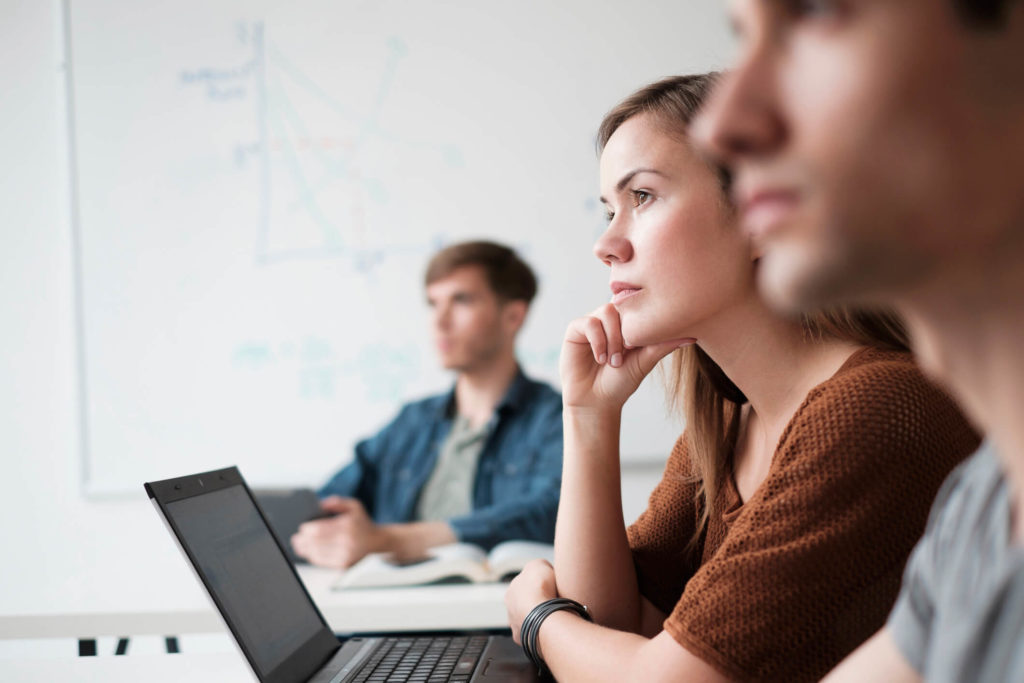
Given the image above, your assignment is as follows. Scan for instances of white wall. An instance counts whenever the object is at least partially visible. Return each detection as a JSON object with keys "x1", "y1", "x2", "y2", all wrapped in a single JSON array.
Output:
[
  {"x1": 0, "y1": 0, "x2": 199, "y2": 619},
  {"x1": 1, "y1": 0, "x2": 81, "y2": 607},
  {"x1": 0, "y1": 0, "x2": 692, "y2": 635}
]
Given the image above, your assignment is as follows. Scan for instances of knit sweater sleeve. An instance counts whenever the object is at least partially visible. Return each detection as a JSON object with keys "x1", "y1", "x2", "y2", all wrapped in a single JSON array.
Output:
[
  {"x1": 660, "y1": 352, "x2": 979, "y2": 682},
  {"x1": 626, "y1": 435, "x2": 703, "y2": 616}
]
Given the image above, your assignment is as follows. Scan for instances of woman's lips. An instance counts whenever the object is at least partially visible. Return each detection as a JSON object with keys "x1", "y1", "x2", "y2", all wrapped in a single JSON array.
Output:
[{"x1": 610, "y1": 282, "x2": 642, "y2": 306}]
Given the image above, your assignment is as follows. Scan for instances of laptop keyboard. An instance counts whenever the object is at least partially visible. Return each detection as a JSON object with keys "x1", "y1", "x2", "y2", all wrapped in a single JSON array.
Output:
[{"x1": 350, "y1": 635, "x2": 489, "y2": 683}]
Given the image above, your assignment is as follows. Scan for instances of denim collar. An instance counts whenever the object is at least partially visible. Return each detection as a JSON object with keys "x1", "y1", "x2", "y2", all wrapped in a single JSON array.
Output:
[{"x1": 437, "y1": 365, "x2": 532, "y2": 420}]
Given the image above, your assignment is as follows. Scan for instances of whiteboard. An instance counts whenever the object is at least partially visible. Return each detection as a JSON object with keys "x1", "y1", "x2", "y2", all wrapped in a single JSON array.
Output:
[{"x1": 66, "y1": 0, "x2": 732, "y2": 495}]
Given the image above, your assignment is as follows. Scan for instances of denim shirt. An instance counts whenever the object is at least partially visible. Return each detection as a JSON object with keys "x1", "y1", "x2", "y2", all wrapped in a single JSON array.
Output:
[{"x1": 318, "y1": 368, "x2": 563, "y2": 550}]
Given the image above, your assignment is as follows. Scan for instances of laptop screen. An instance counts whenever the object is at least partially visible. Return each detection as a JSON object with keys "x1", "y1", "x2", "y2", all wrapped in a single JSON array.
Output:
[{"x1": 149, "y1": 468, "x2": 340, "y2": 682}]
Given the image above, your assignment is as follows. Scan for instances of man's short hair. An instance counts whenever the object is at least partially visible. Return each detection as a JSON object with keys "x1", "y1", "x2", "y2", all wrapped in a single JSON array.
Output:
[
  {"x1": 425, "y1": 240, "x2": 538, "y2": 305},
  {"x1": 953, "y1": 0, "x2": 1017, "y2": 26}
]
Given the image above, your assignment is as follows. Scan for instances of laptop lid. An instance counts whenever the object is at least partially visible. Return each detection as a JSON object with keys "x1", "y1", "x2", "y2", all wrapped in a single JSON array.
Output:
[{"x1": 145, "y1": 466, "x2": 341, "y2": 683}]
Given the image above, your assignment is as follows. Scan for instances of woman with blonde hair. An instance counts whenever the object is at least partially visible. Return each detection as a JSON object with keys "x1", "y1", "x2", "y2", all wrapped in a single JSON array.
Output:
[{"x1": 504, "y1": 74, "x2": 979, "y2": 682}]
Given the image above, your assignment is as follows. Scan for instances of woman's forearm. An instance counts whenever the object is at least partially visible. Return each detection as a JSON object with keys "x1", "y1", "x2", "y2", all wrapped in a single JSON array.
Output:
[
  {"x1": 554, "y1": 407, "x2": 645, "y2": 632},
  {"x1": 537, "y1": 611, "x2": 729, "y2": 683}
]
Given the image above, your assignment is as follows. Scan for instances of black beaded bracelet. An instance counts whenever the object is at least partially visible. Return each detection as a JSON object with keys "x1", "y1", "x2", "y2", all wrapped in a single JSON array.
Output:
[{"x1": 519, "y1": 598, "x2": 593, "y2": 676}]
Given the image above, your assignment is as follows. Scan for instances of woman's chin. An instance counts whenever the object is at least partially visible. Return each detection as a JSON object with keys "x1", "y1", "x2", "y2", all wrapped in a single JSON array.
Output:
[
  {"x1": 620, "y1": 311, "x2": 696, "y2": 348},
  {"x1": 622, "y1": 327, "x2": 676, "y2": 349}
]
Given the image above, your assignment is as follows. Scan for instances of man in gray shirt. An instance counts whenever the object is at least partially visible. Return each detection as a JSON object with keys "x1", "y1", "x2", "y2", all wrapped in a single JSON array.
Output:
[
  {"x1": 692, "y1": 0, "x2": 1024, "y2": 679},
  {"x1": 888, "y1": 443, "x2": 1024, "y2": 680}
]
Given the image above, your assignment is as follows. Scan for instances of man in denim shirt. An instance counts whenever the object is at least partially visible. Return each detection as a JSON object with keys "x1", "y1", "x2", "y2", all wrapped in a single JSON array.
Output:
[{"x1": 291, "y1": 241, "x2": 562, "y2": 568}]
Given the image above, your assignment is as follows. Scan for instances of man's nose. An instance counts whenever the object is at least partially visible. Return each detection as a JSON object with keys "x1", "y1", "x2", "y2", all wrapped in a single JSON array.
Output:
[
  {"x1": 433, "y1": 305, "x2": 452, "y2": 329},
  {"x1": 691, "y1": 57, "x2": 786, "y2": 167}
]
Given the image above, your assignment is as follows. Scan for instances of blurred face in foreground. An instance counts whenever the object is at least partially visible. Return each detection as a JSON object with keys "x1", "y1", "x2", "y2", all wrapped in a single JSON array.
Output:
[{"x1": 693, "y1": 0, "x2": 1024, "y2": 314}]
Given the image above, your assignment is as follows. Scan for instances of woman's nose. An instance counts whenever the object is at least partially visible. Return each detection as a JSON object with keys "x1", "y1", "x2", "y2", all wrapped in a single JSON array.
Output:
[{"x1": 593, "y1": 223, "x2": 633, "y2": 266}]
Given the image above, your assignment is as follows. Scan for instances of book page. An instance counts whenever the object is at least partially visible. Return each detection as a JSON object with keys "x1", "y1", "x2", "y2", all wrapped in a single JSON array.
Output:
[
  {"x1": 332, "y1": 543, "x2": 490, "y2": 589},
  {"x1": 486, "y1": 541, "x2": 554, "y2": 581}
]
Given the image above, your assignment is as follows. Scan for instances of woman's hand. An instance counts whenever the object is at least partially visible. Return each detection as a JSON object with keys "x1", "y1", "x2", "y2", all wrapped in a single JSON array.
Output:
[
  {"x1": 560, "y1": 303, "x2": 694, "y2": 413},
  {"x1": 505, "y1": 559, "x2": 559, "y2": 646}
]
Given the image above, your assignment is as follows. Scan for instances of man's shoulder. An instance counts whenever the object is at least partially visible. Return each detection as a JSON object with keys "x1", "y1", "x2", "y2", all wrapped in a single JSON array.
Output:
[
  {"x1": 925, "y1": 444, "x2": 1006, "y2": 541},
  {"x1": 499, "y1": 369, "x2": 561, "y2": 413},
  {"x1": 519, "y1": 374, "x2": 561, "y2": 404},
  {"x1": 393, "y1": 391, "x2": 452, "y2": 421},
  {"x1": 902, "y1": 444, "x2": 1024, "y2": 681},
  {"x1": 512, "y1": 374, "x2": 563, "y2": 424},
  {"x1": 905, "y1": 444, "x2": 1011, "y2": 597}
]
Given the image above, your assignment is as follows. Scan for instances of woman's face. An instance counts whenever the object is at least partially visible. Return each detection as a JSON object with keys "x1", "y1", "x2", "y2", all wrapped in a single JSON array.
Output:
[{"x1": 596, "y1": 113, "x2": 754, "y2": 347}]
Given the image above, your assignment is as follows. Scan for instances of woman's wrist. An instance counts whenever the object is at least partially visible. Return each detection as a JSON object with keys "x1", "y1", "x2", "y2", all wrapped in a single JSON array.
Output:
[
  {"x1": 519, "y1": 598, "x2": 593, "y2": 675},
  {"x1": 563, "y1": 404, "x2": 622, "y2": 428}
]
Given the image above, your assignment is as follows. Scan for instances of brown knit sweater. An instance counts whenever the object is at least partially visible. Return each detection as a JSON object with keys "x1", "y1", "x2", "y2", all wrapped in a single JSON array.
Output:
[{"x1": 626, "y1": 348, "x2": 979, "y2": 682}]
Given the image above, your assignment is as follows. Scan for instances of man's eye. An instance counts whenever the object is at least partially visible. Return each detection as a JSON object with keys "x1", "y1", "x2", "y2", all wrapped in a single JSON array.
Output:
[
  {"x1": 789, "y1": 0, "x2": 843, "y2": 19},
  {"x1": 631, "y1": 190, "x2": 651, "y2": 208}
]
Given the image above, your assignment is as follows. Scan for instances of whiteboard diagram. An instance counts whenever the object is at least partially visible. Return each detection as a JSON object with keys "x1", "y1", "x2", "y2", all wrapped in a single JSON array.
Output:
[
  {"x1": 179, "y1": 23, "x2": 461, "y2": 268},
  {"x1": 66, "y1": 0, "x2": 729, "y2": 495}
]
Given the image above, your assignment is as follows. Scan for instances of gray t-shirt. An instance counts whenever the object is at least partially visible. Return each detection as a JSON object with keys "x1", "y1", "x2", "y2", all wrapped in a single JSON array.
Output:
[
  {"x1": 888, "y1": 443, "x2": 1024, "y2": 681},
  {"x1": 415, "y1": 414, "x2": 489, "y2": 523}
]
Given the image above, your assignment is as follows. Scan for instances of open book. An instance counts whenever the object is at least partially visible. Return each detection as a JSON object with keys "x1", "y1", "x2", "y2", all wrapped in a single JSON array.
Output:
[{"x1": 332, "y1": 540, "x2": 554, "y2": 590}]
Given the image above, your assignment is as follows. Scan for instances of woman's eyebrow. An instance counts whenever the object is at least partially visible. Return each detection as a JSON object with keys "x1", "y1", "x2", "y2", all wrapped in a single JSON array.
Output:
[
  {"x1": 599, "y1": 168, "x2": 667, "y2": 204},
  {"x1": 616, "y1": 168, "x2": 667, "y2": 192}
]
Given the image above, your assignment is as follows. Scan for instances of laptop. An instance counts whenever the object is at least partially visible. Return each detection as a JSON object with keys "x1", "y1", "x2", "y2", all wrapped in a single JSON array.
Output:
[{"x1": 145, "y1": 466, "x2": 539, "y2": 683}]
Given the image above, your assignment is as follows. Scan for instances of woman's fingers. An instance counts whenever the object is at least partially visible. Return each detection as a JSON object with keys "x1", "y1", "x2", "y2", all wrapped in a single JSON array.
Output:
[
  {"x1": 565, "y1": 304, "x2": 626, "y2": 366},
  {"x1": 592, "y1": 305, "x2": 625, "y2": 367},
  {"x1": 580, "y1": 316, "x2": 609, "y2": 364}
]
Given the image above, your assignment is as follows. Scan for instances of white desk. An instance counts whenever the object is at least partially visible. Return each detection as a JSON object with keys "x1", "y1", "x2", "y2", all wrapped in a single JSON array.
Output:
[
  {"x1": 0, "y1": 566, "x2": 510, "y2": 641},
  {"x1": 0, "y1": 653, "x2": 251, "y2": 682}
]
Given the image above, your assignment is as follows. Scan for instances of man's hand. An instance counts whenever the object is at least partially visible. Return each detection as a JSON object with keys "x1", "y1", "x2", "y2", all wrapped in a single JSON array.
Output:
[{"x1": 291, "y1": 496, "x2": 381, "y2": 569}]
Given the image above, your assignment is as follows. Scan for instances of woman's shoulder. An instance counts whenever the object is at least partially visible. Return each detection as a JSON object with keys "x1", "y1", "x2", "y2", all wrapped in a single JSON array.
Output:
[
  {"x1": 807, "y1": 346, "x2": 941, "y2": 412},
  {"x1": 665, "y1": 432, "x2": 697, "y2": 477},
  {"x1": 827, "y1": 345, "x2": 920, "y2": 383},
  {"x1": 784, "y1": 346, "x2": 978, "y2": 455}
]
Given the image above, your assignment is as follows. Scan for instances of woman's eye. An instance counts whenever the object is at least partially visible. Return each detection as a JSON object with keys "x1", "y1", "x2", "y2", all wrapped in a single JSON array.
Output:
[
  {"x1": 631, "y1": 190, "x2": 651, "y2": 208},
  {"x1": 604, "y1": 209, "x2": 616, "y2": 223}
]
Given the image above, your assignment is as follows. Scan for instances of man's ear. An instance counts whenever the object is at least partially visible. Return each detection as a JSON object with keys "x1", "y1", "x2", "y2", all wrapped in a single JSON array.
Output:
[
  {"x1": 749, "y1": 233, "x2": 763, "y2": 263},
  {"x1": 502, "y1": 300, "x2": 528, "y2": 334}
]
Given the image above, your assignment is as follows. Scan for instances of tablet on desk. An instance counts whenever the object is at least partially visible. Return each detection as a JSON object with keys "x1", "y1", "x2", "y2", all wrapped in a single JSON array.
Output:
[{"x1": 254, "y1": 488, "x2": 324, "y2": 565}]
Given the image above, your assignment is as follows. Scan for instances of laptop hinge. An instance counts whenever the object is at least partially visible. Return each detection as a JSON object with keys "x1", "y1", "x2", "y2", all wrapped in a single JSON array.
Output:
[{"x1": 307, "y1": 637, "x2": 380, "y2": 683}]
